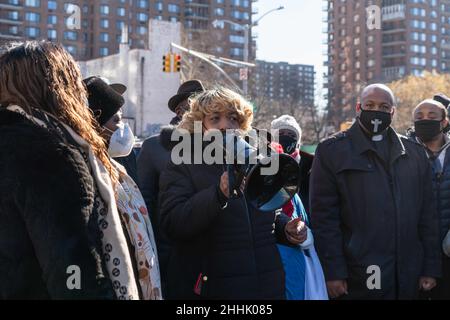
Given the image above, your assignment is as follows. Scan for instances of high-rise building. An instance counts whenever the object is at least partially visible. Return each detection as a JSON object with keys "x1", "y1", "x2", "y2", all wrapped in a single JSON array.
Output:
[
  {"x1": 0, "y1": 0, "x2": 256, "y2": 64},
  {"x1": 323, "y1": 0, "x2": 450, "y2": 128},
  {"x1": 251, "y1": 60, "x2": 315, "y2": 107}
]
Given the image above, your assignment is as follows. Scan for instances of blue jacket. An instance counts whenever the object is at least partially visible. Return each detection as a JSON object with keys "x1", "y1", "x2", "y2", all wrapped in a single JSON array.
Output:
[{"x1": 277, "y1": 195, "x2": 309, "y2": 300}]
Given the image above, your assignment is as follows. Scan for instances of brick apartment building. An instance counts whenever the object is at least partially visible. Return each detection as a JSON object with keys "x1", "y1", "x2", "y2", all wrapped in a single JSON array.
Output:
[
  {"x1": 323, "y1": 0, "x2": 450, "y2": 127},
  {"x1": 251, "y1": 60, "x2": 315, "y2": 107},
  {"x1": 0, "y1": 0, "x2": 256, "y2": 65}
]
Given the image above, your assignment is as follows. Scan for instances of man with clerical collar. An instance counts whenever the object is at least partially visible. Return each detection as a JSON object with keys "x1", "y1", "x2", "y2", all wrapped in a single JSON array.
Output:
[{"x1": 310, "y1": 84, "x2": 441, "y2": 300}]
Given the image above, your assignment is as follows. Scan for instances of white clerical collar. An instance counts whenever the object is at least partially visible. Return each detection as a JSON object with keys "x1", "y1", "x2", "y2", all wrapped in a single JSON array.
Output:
[{"x1": 372, "y1": 134, "x2": 383, "y2": 142}]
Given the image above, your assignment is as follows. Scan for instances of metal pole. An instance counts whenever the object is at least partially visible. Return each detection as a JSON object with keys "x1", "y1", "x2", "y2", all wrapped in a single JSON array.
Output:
[{"x1": 243, "y1": 25, "x2": 249, "y2": 96}]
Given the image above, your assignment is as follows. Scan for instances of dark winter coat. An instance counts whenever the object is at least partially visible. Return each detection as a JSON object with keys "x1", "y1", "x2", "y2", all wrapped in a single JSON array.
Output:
[
  {"x1": 310, "y1": 122, "x2": 441, "y2": 300},
  {"x1": 298, "y1": 150, "x2": 314, "y2": 215},
  {"x1": 0, "y1": 109, "x2": 116, "y2": 299},
  {"x1": 114, "y1": 150, "x2": 138, "y2": 183},
  {"x1": 159, "y1": 133, "x2": 291, "y2": 300},
  {"x1": 406, "y1": 132, "x2": 450, "y2": 243}
]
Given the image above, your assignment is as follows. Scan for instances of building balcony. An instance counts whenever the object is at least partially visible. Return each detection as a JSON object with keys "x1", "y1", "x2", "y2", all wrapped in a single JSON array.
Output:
[
  {"x1": 382, "y1": 27, "x2": 406, "y2": 34},
  {"x1": 322, "y1": 1, "x2": 332, "y2": 12},
  {"x1": 382, "y1": 4, "x2": 406, "y2": 22},
  {"x1": 383, "y1": 66, "x2": 406, "y2": 81},
  {"x1": 0, "y1": 33, "x2": 22, "y2": 40},
  {"x1": 184, "y1": 13, "x2": 209, "y2": 20},
  {"x1": 0, "y1": 18, "x2": 22, "y2": 25},
  {"x1": 0, "y1": 3, "x2": 23, "y2": 10},
  {"x1": 382, "y1": 39, "x2": 406, "y2": 47},
  {"x1": 382, "y1": 52, "x2": 406, "y2": 59},
  {"x1": 184, "y1": 0, "x2": 209, "y2": 7}
]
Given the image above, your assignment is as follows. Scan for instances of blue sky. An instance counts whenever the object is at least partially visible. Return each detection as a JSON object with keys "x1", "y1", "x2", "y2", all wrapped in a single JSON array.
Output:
[{"x1": 254, "y1": 0, "x2": 324, "y2": 89}]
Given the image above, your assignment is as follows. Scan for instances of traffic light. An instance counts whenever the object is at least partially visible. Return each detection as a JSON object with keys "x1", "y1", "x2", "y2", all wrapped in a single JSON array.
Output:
[
  {"x1": 163, "y1": 54, "x2": 172, "y2": 73},
  {"x1": 174, "y1": 54, "x2": 181, "y2": 72}
]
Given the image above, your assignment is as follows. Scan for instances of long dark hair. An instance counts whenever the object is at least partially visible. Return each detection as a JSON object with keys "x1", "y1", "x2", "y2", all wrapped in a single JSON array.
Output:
[{"x1": 0, "y1": 40, "x2": 118, "y2": 182}]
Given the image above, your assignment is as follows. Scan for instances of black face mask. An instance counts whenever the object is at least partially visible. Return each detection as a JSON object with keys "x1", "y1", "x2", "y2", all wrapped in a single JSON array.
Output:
[
  {"x1": 358, "y1": 109, "x2": 392, "y2": 135},
  {"x1": 414, "y1": 120, "x2": 443, "y2": 142},
  {"x1": 279, "y1": 135, "x2": 298, "y2": 154}
]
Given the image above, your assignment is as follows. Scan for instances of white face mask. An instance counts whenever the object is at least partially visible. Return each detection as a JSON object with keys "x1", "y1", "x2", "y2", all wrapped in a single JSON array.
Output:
[{"x1": 107, "y1": 122, "x2": 135, "y2": 158}]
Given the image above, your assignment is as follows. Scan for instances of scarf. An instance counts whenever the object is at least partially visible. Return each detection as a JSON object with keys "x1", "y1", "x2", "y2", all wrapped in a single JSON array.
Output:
[
  {"x1": 113, "y1": 161, "x2": 162, "y2": 299},
  {"x1": 7, "y1": 105, "x2": 140, "y2": 300}
]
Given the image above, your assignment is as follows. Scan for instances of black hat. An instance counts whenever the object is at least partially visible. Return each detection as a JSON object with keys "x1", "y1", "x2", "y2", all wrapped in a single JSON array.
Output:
[
  {"x1": 83, "y1": 76, "x2": 126, "y2": 126},
  {"x1": 434, "y1": 93, "x2": 450, "y2": 109},
  {"x1": 168, "y1": 80, "x2": 205, "y2": 113}
]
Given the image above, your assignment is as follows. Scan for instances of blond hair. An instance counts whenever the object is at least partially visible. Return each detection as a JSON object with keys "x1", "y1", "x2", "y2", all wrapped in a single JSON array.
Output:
[{"x1": 178, "y1": 87, "x2": 254, "y2": 133}]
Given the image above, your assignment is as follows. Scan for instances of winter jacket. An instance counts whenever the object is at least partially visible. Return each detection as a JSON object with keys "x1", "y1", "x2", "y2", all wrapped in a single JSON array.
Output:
[
  {"x1": 310, "y1": 122, "x2": 441, "y2": 300},
  {"x1": 0, "y1": 109, "x2": 115, "y2": 299},
  {"x1": 158, "y1": 133, "x2": 291, "y2": 299}
]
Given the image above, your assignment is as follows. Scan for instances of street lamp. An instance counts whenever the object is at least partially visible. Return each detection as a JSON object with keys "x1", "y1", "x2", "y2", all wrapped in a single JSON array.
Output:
[{"x1": 212, "y1": 5, "x2": 285, "y2": 96}]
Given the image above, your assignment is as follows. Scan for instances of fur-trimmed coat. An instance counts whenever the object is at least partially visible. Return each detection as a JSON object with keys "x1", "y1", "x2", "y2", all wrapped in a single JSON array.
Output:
[{"x1": 0, "y1": 109, "x2": 115, "y2": 299}]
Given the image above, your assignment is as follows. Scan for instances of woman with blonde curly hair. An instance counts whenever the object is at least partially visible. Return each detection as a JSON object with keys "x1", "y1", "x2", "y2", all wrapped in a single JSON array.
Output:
[
  {"x1": 159, "y1": 87, "x2": 301, "y2": 299},
  {"x1": 0, "y1": 41, "x2": 140, "y2": 299}
]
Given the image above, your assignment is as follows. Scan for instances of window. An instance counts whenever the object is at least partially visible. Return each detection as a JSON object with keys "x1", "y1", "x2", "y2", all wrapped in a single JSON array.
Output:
[
  {"x1": 100, "y1": 47, "x2": 109, "y2": 56},
  {"x1": 117, "y1": 21, "x2": 125, "y2": 30},
  {"x1": 65, "y1": 45, "x2": 77, "y2": 56},
  {"x1": 25, "y1": 12, "x2": 40, "y2": 23},
  {"x1": 100, "y1": 5, "x2": 109, "y2": 15},
  {"x1": 230, "y1": 48, "x2": 243, "y2": 56},
  {"x1": 25, "y1": 27, "x2": 40, "y2": 38},
  {"x1": 169, "y1": 17, "x2": 178, "y2": 23},
  {"x1": 100, "y1": 33, "x2": 109, "y2": 42},
  {"x1": 100, "y1": 19, "x2": 109, "y2": 28},
  {"x1": 168, "y1": 4, "x2": 180, "y2": 13},
  {"x1": 64, "y1": 31, "x2": 78, "y2": 41},
  {"x1": 47, "y1": 29, "x2": 57, "y2": 40},
  {"x1": 215, "y1": 8, "x2": 224, "y2": 16},
  {"x1": 229, "y1": 35, "x2": 245, "y2": 44},
  {"x1": 117, "y1": 8, "x2": 126, "y2": 17},
  {"x1": 137, "y1": 26, "x2": 147, "y2": 35},
  {"x1": 137, "y1": 13, "x2": 148, "y2": 22},
  {"x1": 8, "y1": 11, "x2": 19, "y2": 20},
  {"x1": 138, "y1": 0, "x2": 149, "y2": 8},
  {"x1": 48, "y1": 0, "x2": 57, "y2": 10},
  {"x1": 9, "y1": 26, "x2": 18, "y2": 35},
  {"x1": 48, "y1": 15, "x2": 57, "y2": 24},
  {"x1": 155, "y1": 2, "x2": 163, "y2": 11},
  {"x1": 25, "y1": 0, "x2": 40, "y2": 7}
]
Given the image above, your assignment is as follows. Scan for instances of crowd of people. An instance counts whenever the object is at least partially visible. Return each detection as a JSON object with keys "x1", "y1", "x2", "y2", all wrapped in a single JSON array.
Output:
[{"x1": 1, "y1": 40, "x2": 450, "y2": 300}]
